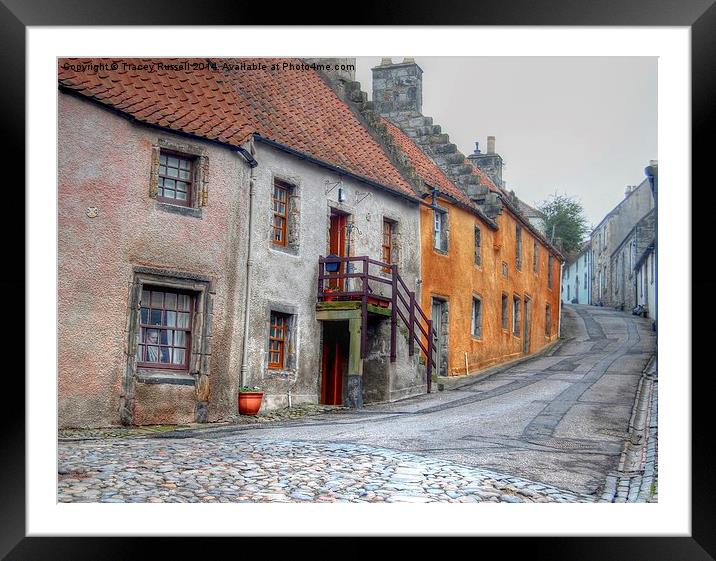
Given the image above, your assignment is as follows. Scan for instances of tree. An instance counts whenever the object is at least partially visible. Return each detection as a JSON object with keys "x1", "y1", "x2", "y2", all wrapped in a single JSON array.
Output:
[{"x1": 536, "y1": 193, "x2": 589, "y2": 255}]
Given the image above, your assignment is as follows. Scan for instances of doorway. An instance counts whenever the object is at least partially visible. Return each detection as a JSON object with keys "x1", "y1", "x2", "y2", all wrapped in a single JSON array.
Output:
[
  {"x1": 523, "y1": 296, "x2": 532, "y2": 354},
  {"x1": 320, "y1": 321, "x2": 349, "y2": 405},
  {"x1": 431, "y1": 297, "x2": 448, "y2": 376},
  {"x1": 328, "y1": 210, "x2": 348, "y2": 291}
]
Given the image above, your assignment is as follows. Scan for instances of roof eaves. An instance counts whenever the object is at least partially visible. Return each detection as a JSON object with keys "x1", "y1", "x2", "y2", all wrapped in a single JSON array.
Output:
[
  {"x1": 424, "y1": 187, "x2": 498, "y2": 230},
  {"x1": 253, "y1": 133, "x2": 421, "y2": 205},
  {"x1": 58, "y1": 85, "x2": 256, "y2": 164}
]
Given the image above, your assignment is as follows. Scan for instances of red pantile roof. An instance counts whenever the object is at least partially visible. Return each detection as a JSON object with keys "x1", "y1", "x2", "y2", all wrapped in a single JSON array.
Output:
[{"x1": 58, "y1": 58, "x2": 417, "y2": 198}]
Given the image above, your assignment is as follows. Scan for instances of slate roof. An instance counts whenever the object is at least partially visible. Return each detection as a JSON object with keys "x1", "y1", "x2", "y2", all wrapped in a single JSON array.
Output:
[{"x1": 58, "y1": 58, "x2": 417, "y2": 199}]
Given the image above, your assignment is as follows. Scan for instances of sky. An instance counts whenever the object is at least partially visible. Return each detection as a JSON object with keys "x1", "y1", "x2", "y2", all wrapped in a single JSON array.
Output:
[{"x1": 355, "y1": 57, "x2": 657, "y2": 229}]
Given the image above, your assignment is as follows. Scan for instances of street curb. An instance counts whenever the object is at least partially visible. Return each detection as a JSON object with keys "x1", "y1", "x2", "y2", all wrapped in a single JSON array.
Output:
[
  {"x1": 600, "y1": 354, "x2": 658, "y2": 502},
  {"x1": 435, "y1": 337, "x2": 567, "y2": 392}
]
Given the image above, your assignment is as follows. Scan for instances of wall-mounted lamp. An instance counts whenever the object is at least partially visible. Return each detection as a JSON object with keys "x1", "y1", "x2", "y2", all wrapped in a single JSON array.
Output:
[{"x1": 338, "y1": 186, "x2": 346, "y2": 203}]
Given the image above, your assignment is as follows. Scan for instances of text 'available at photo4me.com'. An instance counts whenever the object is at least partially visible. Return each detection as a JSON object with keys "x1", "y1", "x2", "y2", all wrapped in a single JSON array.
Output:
[{"x1": 58, "y1": 59, "x2": 356, "y2": 75}]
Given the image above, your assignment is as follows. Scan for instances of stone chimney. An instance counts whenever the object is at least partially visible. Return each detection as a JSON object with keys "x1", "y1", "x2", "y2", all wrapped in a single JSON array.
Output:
[
  {"x1": 467, "y1": 136, "x2": 504, "y2": 189},
  {"x1": 371, "y1": 57, "x2": 423, "y2": 117},
  {"x1": 487, "y1": 136, "x2": 496, "y2": 154}
]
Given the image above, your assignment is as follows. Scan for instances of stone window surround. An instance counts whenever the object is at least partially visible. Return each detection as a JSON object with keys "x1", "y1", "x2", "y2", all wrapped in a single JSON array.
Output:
[
  {"x1": 150, "y1": 138, "x2": 210, "y2": 219},
  {"x1": 269, "y1": 173, "x2": 301, "y2": 256},
  {"x1": 127, "y1": 267, "x2": 213, "y2": 383},
  {"x1": 262, "y1": 301, "x2": 299, "y2": 381},
  {"x1": 474, "y1": 224, "x2": 482, "y2": 268},
  {"x1": 121, "y1": 266, "x2": 214, "y2": 425},
  {"x1": 533, "y1": 239, "x2": 539, "y2": 273},
  {"x1": 501, "y1": 292, "x2": 509, "y2": 332},
  {"x1": 512, "y1": 293, "x2": 522, "y2": 338},
  {"x1": 471, "y1": 293, "x2": 483, "y2": 340},
  {"x1": 516, "y1": 224, "x2": 523, "y2": 271},
  {"x1": 433, "y1": 205, "x2": 449, "y2": 254},
  {"x1": 380, "y1": 214, "x2": 401, "y2": 277},
  {"x1": 545, "y1": 303, "x2": 551, "y2": 337}
]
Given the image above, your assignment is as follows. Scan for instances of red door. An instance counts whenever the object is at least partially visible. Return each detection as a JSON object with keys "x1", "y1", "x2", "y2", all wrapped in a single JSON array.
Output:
[
  {"x1": 320, "y1": 321, "x2": 348, "y2": 405},
  {"x1": 328, "y1": 211, "x2": 347, "y2": 291}
]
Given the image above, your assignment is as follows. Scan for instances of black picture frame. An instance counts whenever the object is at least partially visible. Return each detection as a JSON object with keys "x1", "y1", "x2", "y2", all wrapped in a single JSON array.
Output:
[{"x1": 6, "y1": 0, "x2": 711, "y2": 558}]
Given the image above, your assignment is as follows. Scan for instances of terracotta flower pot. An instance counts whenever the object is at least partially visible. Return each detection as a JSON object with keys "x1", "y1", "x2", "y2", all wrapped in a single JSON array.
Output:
[{"x1": 238, "y1": 392, "x2": 264, "y2": 416}]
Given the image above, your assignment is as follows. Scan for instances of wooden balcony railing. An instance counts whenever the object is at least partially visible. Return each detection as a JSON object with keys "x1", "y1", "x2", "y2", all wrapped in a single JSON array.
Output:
[{"x1": 318, "y1": 255, "x2": 435, "y2": 392}]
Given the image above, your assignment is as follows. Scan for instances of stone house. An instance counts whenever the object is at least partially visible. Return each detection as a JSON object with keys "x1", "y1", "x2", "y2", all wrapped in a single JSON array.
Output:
[
  {"x1": 590, "y1": 177, "x2": 655, "y2": 307},
  {"x1": 610, "y1": 209, "x2": 656, "y2": 313},
  {"x1": 57, "y1": 58, "x2": 432, "y2": 427},
  {"x1": 368, "y1": 58, "x2": 564, "y2": 375},
  {"x1": 561, "y1": 243, "x2": 591, "y2": 305}
]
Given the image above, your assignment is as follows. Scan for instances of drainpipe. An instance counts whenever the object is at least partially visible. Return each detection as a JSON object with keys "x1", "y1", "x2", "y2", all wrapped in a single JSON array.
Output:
[
  {"x1": 239, "y1": 138, "x2": 258, "y2": 387},
  {"x1": 558, "y1": 260, "x2": 565, "y2": 338}
]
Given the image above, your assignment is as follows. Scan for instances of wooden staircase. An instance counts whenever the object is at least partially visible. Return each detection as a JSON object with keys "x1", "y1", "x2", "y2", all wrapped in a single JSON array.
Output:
[{"x1": 318, "y1": 255, "x2": 436, "y2": 392}]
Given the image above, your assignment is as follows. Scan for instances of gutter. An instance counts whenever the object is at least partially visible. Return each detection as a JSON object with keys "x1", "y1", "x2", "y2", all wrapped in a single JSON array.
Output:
[
  {"x1": 59, "y1": 86, "x2": 259, "y2": 168},
  {"x1": 422, "y1": 189, "x2": 499, "y2": 230}
]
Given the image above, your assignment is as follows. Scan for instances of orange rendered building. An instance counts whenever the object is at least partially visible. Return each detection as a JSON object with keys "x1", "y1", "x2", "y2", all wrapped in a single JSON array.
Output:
[{"x1": 384, "y1": 120, "x2": 563, "y2": 377}]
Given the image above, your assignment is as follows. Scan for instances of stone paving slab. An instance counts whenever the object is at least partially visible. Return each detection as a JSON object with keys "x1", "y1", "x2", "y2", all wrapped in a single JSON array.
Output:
[{"x1": 58, "y1": 437, "x2": 593, "y2": 503}]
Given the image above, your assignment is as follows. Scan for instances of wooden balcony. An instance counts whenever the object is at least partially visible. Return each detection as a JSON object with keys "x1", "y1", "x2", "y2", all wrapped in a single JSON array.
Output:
[{"x1": 317, "y1": 255, "x2": 436, "y2": 391}]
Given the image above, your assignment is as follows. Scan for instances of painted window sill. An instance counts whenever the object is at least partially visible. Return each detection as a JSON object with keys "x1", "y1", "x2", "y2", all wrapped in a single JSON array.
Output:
[
  {"x1": 155, "y1": 201, "x2": 203, "y2": 219},
  {"x1": 269, "y1": 244, "x2": 300, "y2": 258},
  {"x1": 136, "y1": 370, "x2": 196, "y2": 386}
]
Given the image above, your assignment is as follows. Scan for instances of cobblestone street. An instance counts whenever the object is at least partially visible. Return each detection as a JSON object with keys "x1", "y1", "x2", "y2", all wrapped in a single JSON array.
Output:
[
  {"x1": 58, "y1": 438, "x2": 589, "y2": 503},
  {"x1": 58, "y1": 305, "x2": 657, "y2": 503}
]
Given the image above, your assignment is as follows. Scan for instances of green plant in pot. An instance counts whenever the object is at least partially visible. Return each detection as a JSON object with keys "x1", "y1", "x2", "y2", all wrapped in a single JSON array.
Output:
[{"x1": 238, "y1": 385, "x2": 264, "y2": 416}]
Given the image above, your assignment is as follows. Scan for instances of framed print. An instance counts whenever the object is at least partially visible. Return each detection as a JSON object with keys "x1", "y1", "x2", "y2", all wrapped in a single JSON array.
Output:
[{"x1": 7, "y1": 0, "x2": 712, "y2": 558}]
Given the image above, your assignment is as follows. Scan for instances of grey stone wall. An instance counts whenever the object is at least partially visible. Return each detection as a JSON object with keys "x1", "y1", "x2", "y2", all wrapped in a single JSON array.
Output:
[
  {"x1": 372, "y1": 58, "x2": 423, "y2": 116},
  {"x1": 246, "y1": 142, "x2": 423, "y2": 410},
  {"x1": 591, "y1": 179, "x2": 655, "y2": 307}
]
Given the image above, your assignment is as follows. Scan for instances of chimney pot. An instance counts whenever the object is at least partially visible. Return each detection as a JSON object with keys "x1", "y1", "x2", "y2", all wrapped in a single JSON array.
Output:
[
  {"x1": 473, "y1": 142, "x2": 481, "y2": 154},
  {"x1": 487, "y1": 136, "x2": 496, "y2": 154}
]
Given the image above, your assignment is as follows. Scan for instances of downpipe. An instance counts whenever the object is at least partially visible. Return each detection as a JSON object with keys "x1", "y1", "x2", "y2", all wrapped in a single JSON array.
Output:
[{"x1": 239, "y1": 138, "x2": 257, "y2": 388}]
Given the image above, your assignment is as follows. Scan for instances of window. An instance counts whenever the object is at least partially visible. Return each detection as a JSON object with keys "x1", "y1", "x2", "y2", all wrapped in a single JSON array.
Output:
[
  {"x1": 158, "y1": 151, "x2": 194, "y2": 206},
  {"x1": 548, "y1": 255, "x2": 554, "y2": 288},
  {"x1": 584, "y1": 272, "x2": 587, "y2": 290},
  {"x1": 567, "y1": 284, "x2": 570, "y2": 300},
  {"x1": 516, "y1": 225, "x2": 522, "y2": 270},
  {"x1": 545, "y1": 304, "x2": 551, "y2": 337},
  {"x1": 434, "y1": 209, "x2": 448, "y2": 252},
  {"x1": 501, "y1": 293, "x2": 509, "y2": 331},
  {"x1": 268, "y1": 312, "x2": 289, "y2": 369},
  {"x1": 650, "y1": 254, "x2": 654, "y2": 284},
  {"x1": 533, "y1": 240, "x2": 538, "y2": 272},
  {"x1": 502, "y1": 261, "x2": 508, "y2": 278},
  {"x1": 382, "y1": 219, "x2": 394, "y2": 272},
  {"x1": 471, "y1": 296, "x2": 482, "y2": 339},
  {"x1": 474, "y1": 225, "x2": 482, "y2": 266},
  {"x1": 272, "y1": 181, "x2": 290, "y2": 246},
  {"x1": 513, "y1": 295, "x2": 521, "y2": 337},
  {"x1": 137, "y1": 288, "x2": 193, "y2": 369}
]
